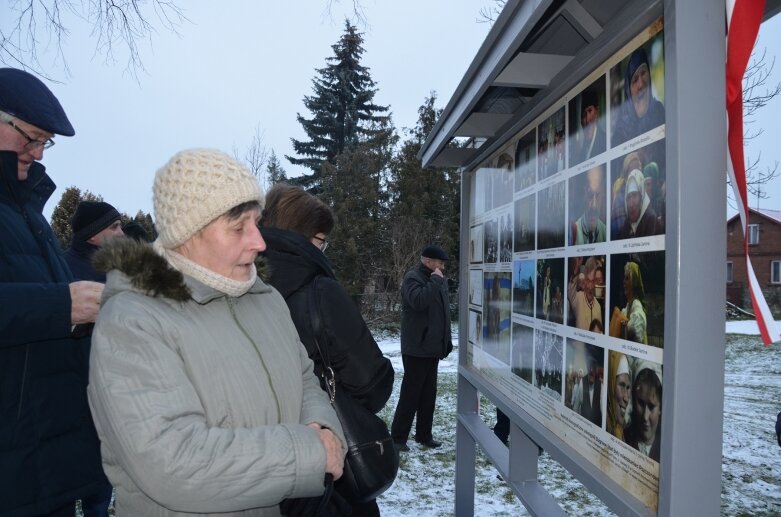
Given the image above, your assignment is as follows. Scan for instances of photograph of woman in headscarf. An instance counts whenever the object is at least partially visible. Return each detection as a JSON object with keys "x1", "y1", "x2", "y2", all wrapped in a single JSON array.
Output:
[{"x1": 610, "y1": 33, "x2": 665, "y2": 148}]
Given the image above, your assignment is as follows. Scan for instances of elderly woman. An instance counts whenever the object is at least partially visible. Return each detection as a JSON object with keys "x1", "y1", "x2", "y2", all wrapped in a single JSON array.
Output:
[
  {"x1": 260, "y1": 183, "x2": 395, "y2": 516},
  {"x1": 616, "y1": 168, "x2": 662, "y2": 240},
  {"x1": 612, "y1": 46, "x2": 665, "y2": 146},
  {"x1": 87, "y1": 149, "x2": 345, "y2": 516},
  {"x1": 607, "y1": 351, "x2": 631, "y2": 440}
]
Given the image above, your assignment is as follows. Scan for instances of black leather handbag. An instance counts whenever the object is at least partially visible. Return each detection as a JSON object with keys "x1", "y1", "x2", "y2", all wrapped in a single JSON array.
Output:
[{"x1": 308, "y1": 279, "x2": 399, "y2": 503}]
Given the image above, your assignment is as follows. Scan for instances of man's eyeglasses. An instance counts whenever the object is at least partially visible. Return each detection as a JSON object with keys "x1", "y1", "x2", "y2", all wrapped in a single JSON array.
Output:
[
  {"x1": 6, "y1": 120, "x2": 55, "y2": 150},
  {"x1": 313, "y1": 235, "x2": 329, "y2": 252}
]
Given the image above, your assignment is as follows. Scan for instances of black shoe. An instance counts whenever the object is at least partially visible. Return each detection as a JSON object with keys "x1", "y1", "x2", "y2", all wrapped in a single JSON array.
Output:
[
  {"x1": 416, "y1": 439, "x2": 442, "y2": 448},
  {"x1": 394, "y1": 441, "x2": 409, "y2": 452}
]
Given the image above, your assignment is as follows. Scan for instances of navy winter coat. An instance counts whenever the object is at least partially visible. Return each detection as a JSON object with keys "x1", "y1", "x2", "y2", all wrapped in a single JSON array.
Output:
[
  {"x1": 64, "y1": 239, "x2": 105, "y2": 282},
  {"x1": 400, "y1": 264, "x2": 453, "y2": 359},
  {"x1": 0, "y1": 151, "x2": 107, "y2": 516}
]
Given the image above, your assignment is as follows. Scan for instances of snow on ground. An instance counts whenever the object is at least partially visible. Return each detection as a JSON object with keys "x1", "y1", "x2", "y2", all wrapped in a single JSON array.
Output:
[{"x1": 373, "y1": 324, "x2": 781, "y2": 516}]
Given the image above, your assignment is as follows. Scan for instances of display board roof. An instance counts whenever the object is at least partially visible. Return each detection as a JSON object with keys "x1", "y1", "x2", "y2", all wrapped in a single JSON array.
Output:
[{"x1": 419, "y1": 0, "x2": 781, "y2": 170}]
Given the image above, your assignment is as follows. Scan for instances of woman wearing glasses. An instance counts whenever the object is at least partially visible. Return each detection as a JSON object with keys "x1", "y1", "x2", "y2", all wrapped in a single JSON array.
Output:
[{"x1": 260, "y1": 183, "x2": 395, "y2": 517}]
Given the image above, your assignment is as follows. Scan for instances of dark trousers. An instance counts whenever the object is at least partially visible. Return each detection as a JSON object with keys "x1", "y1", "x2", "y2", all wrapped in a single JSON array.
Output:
[
  {"x1": 494, "y1": 409, "x2": 510, "y2": 444},
  {"x1": 37, "y1": 503, "x2": 74, "y2": 517},
  {"x1": 350, "y1": 498, "x2": 381, "y2": 517},
  {"x1": 391, "y1": 355, "x2": 439, "y2": 443},
  {"x1": 81, "y1": 482, "x2": 113, "y2": 517}
]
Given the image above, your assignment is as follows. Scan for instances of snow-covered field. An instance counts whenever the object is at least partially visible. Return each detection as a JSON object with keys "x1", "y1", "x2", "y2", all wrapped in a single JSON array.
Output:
[{"x1": 374, "y1": 321, "x2": 781, "y2": 516}]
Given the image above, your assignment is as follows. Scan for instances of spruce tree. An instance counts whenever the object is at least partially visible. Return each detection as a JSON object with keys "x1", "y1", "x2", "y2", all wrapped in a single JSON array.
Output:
[
  {"x1": 50, "y1": 187, "x2": 103, "y2": 249},
  {"x1": 266, "y1": 150, "x2": 288, "y2": 186},
  {"x1": 287, "y1": 20, "x2": 390, "y2": 191},
  {"x1": 387, "y1": 94, "x2": 460, "y2": 295}
]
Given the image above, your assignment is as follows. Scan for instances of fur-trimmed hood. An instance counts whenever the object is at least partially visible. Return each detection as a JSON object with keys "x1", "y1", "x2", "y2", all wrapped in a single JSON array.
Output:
[{"x1": 93, "y1": 238, "x2": 272, "y2": 303}]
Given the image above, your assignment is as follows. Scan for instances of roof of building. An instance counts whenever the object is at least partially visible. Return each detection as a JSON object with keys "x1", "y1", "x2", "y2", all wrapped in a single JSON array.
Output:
[{"x1": 727, "y1": 207, "x2": 781, "y2": 226}]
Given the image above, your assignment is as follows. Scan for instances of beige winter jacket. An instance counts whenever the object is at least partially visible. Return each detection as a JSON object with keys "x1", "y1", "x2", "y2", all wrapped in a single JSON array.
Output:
[{"x1": 87, "y1": 239, "x2": 345, "y2": 516}]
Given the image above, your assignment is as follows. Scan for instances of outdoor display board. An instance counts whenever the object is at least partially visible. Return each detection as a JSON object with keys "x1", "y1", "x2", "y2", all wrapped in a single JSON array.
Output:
[{"x1": 464, "y1": 19, "x2": 666, "y2": 512}]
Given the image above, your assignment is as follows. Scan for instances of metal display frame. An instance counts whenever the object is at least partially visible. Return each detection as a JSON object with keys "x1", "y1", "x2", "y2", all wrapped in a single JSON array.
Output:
[{"x1": 452, "y1": 1, "x2": 727, "y2": 515}]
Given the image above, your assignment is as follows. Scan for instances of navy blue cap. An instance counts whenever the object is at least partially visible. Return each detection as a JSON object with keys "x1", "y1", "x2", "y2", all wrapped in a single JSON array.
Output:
[
  {"x1": 422, "y1": 244, "x2": 449, "y2": 261},
  {"x1": 0, "y1": 68, "x2": 74, "y2": 136}
]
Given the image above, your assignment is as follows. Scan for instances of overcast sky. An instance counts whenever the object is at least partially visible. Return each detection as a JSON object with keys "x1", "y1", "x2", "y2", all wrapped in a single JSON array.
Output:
[{"x1": 2, "y1": 2, "x2": 780, "y2": 219}]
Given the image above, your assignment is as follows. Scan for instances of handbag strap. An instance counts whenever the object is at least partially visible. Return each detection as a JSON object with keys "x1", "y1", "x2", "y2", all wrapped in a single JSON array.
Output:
[{"x1": 307, "y1": 276, "x2": 336, "y2": 403}]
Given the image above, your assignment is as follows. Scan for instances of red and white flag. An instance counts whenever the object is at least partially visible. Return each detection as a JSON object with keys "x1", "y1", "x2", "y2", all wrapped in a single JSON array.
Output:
[{"x1": 726, "y1": 0, "x2": 780, "y2": 344}]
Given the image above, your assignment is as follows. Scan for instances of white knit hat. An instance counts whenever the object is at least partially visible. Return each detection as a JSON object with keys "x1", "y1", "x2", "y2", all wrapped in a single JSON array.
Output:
[{"x1": 153, "y1": 148, "x2": 263, "y2": 249}]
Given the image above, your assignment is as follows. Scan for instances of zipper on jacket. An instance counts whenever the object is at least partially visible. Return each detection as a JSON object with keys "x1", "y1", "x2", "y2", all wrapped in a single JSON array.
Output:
[
  {"x1": 227, "y1": 298, "x2": 282, "y2": 423},
  {"x1": 17, "y1": 345, "x2": 30, "y2": 419}
]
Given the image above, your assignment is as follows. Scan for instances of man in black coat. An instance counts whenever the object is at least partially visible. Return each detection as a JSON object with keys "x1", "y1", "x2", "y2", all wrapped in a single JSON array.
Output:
[
  {"x1": 0, "y1": 68, "x2": 108, "y2": 516},
  {"x1": 63, "y1": 200, "x2": 123, "y2": 515},
  {"x1": 64, "y1": 200, "x2": 124, "y2": 282},
  {"x1": 391, "y1": 244, "x2": 453, "y2": 451},
  {"x1": 580, "y1": 357, "x2": 602, "y2": 427}
]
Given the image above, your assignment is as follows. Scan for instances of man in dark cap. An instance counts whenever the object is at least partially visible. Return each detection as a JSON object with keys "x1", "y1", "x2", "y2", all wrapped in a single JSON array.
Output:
[
  {"x1": 391, "y1": 244, "x2": 454, "y2": 452},
  {"x1": 573, "y1": 88, "x2": 606, "y2": 165},
  {"x1": 0, "y1": 68, "x2": 109, "y2": 516},
  {"x1": 122, "y1": 220, "x2": 152, "y2": 242},
  {"x1": 65, "y1": 201, "x2": 124, "y2": 282}
]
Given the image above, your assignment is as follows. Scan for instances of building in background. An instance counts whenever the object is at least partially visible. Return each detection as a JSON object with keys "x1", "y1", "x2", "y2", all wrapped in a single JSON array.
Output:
[{"x1": 727, "y1": 207, "x2": 781, "y2": 316}]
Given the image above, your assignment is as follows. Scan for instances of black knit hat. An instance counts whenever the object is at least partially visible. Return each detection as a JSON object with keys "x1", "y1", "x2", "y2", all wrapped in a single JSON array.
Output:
[
  {"x1": 72, "y1": 201, "x2": 121, "y2": 241},
  {"x1": 122, "y1": 221, "x2": 151, "y2": 242},
  {"x1": 0, "y1": 68, "x2": 75, "y2": 136},
  {"x1": 421, "y1": 244, "x2": 449, "y2": 261}
]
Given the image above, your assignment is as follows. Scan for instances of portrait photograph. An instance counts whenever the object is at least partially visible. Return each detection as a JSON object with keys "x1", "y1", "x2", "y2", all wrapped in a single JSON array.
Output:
[
  {"x1": 564, "y1": 339, "x2": 604, "y2": 428},
  {"x1": 514, "y1": 130, "x2": 537, "y2": 192},
  {"x1": 533, "y1": 329, "x2": 563, "y2": 401},
  {"x1": 498, "y1": 210, "x2": 513, "y2": 263},
  {"x1": 483, "y1": 272, "x2": 512, "y2": 365},
  {"x1": 609, "y1": 144, "x2": 666, "y2": 241},
  {"x1": 607, "y1": 251, "x2": 665, "y2": 348},
  {"x1": 568, "y1": 75, "x2": 607, "y2": 167},
  {"x1": 514, "y1": 193, "x2": 536, "y2": 253},
  {"x1": 537, "y1": 180, "x2": 566, "y2": 249},
  {"x1": 493, "y1": 155, "x2": 515, "y2": 209},
  {"x1": 471, "y1": 169, "x2": 486, "y2": 217},
  {"x1": 512, "y1": 259, "x2": 536, "y2": 317},
  {"x1": 535, "y1": 257, "x2": 565, "y2": 324},
  {"x1": 621, "y1": 356, "x2": 663, "y2": 463},
  {"x1": 481, "y1": 167, "x2": 494, "y2": 212},
  {"x1": 568, "y1": 164, "x2": 607, "y2": 246},
  {"x1": 469, "y1": 269, "x2": 483, "y2": 307},
  {"x1": 566, "y1": 255, "x2": 606, "y2": 333},
  {"x1": 468, "y1": 309, "x2": 483, "y2": 346},
  {"x1": 469, "y1": 224, "x2": 484, "y2": 263},
  {"x1": 606, "y1": 350, "x2": 631, "y2": 442},
  {"x1": 484, "y1": 218, "x2": 498, "y2": 264},
  {"x1": 609, "y1": 28, "x2": 665, "y2": 148},
  {"x1": 511, "y1": 323, "x2": 534, "y2": 384},
  {"x1": 537, "y1": 106, "x2": 566, "y2": 180}
]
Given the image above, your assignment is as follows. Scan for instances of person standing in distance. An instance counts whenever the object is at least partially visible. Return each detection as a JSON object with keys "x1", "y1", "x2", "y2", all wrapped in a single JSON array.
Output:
[
  {"x1": 391, "y1": 245, "x2": 454, "y2": 451},
  {"x1": 0, "y1": 68, "x2": 108, "y2": 516},
  {"x1": 63, "y1": 200, "x2": 125, "y2": 515},
  {"x1": 64, "y1": 201, "x2": 124, "y2": 282}
]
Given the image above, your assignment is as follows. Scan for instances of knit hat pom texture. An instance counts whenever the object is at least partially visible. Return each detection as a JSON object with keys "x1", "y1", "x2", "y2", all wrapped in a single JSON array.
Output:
[{"x1": 153, "y1": 148, "x2": 262, "y2": 249}]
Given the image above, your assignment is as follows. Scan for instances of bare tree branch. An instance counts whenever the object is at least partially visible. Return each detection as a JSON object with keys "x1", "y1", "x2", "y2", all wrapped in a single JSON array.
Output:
[
  {"x1": 1, "y1": 0, "x2": 187, "y2": 79},
  {"x1": 477, "y1": 0, "x2": 505, "y2": 25},
  {"x1": 323, "y1": 0, "x2": 367, "y2": 27},
  {"x1": 235, "y1": 125, "x2": 269, "y2": 189}
]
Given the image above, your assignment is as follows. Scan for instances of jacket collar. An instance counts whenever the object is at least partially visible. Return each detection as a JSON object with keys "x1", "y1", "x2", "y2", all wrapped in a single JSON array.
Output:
[
  {"x1": 68, "y1": 238, "x2": 99, "y2": 257},
  {"x1": 260, "y1": 226, "x2": 335, "y2": 278},
  {"x1": 0, "y1": 150, "x2": 56, "y2": 208},
  {"x1": 93, "y1": 237, "x2": 272, "y2": 304}
]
